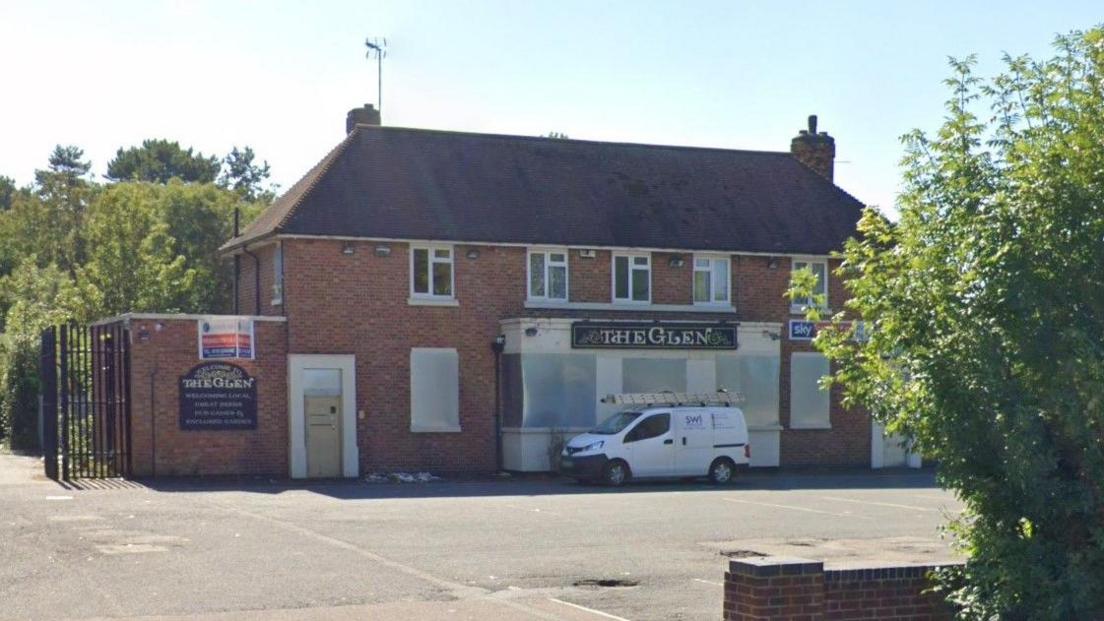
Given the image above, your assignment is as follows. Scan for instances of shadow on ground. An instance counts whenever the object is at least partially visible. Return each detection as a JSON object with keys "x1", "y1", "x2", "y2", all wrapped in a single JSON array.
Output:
[{"x1": 108, "y1": 467, "x2": 944, "y2": 500}]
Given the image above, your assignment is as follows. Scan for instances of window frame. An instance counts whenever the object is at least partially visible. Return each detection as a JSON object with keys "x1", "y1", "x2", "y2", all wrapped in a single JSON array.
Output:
[
  {"x1": 271, "y1": 241, "x2": 284, "y2": 306},
  {"x1": 526, "y1": 247, "x2": 570, "y2": 302},
  {"x1": 624, "y1": 412, "x2": 671, "y2": 443},
  {"x1": 409, "y1": 244, "x2": 456, "y2": 300},
  {"x1": 611, "y1": 252, "x2": 652, "y2": 304},
  {"x1": 692, "y1": 254, "x2": 731, "y2": 306},
  {"x1": 790, "y1": 257, "x2": 829, "y2": 314}
]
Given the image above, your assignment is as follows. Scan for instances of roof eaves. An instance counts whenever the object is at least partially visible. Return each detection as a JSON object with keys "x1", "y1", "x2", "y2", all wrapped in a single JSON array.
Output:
[{"x1": 218, "y1": 128, "x2": 362, "y2": 254}]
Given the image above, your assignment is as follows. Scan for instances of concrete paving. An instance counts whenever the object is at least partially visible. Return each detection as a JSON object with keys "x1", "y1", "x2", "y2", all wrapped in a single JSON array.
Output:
[{"x1": 0, "y1": 453, "x2": 962, "y2": 621}]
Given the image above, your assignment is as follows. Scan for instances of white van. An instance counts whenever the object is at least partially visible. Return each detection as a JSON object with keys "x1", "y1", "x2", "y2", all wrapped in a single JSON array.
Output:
[{"x1": 560, "y1": 394, "x2": 750, "y2": 486}]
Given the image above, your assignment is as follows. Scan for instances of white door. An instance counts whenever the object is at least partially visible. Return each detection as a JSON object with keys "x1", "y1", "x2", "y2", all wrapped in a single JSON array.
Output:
[
  {"x1": 306, "y1": 394, "x2": 342, "y2": 478},
  {"x1": 623, "y1": 412, "x2": 674, "y2": 477},
  {"x1": 673, "y1": 409, "x2": 713, "y2": 475},
  {"x1": 288, "y1": 355, "x2": 358, "y2": 479}
]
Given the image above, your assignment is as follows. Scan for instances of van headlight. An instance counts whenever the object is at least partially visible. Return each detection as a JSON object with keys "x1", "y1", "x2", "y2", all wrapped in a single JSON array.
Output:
[{"x1": 581, "y1": 440, "x2": 604, "y2": 453}]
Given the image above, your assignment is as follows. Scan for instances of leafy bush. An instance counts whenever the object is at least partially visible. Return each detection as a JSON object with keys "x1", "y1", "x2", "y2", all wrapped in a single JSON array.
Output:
[{"x1": 793, "y1": 30, "x2": 1104, "y2": 619}]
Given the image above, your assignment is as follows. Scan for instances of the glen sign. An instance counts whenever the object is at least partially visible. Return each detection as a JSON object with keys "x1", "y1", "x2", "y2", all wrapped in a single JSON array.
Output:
[
  {"x1": 571, "y1": 322, "x2": 737, "y2": 350},
  {"x1": 179, "y1": 363, "x2": 257, "y2": 430}
]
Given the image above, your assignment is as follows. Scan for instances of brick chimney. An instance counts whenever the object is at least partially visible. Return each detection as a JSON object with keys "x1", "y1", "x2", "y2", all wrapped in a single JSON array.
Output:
[
  {"x1": 790, "y1": 114, "x2": 836, "y2": 181},
  {"x1": 346, "y1": 103, "x2": 381, "y2": 133}
]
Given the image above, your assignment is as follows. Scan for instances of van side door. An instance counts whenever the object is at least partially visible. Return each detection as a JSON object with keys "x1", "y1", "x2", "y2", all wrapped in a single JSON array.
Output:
[
  {"x1": 673, "y1": 408, "x2": 714, "y2": 475},
  {"x1": 622, "y1": 412, "x2": 673, "y2": 477}
]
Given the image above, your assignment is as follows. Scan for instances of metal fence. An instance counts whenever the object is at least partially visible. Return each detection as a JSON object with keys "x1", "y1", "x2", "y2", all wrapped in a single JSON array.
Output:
[{"x1": 40, "y1": 323, "x2": 132, "y2": 480}]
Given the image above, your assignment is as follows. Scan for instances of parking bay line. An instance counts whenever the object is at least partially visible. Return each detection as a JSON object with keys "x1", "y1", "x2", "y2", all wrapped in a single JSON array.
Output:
[
  {"x1": 548, "y1": 597, "x2": 633, "y2": 621},
  {"x1": 206, "y1": 501, "x2": 623, "y2": 621},
  {"x1": 814, "y1": 495, "x2": 943, "y2": 513},
  {"x1": 722, "y1": 497, "x2": 871, "y2": 519}
]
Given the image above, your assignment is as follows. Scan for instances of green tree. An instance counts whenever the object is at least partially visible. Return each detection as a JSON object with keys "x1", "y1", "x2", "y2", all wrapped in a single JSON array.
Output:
[
  {"x1": 106, "y1": 139, "x2": 221, "y2": 184},
  {"x1": 0, "y1": 176, "x2": 16, "y2": 211},
  {"x1": 219, "y1": 146, "x2": 273, "y2": 201},
  {"x1": 792, "y1": 31, "x2": 1104, "y2": 618},
  {"x1": 0, "y1": 259, "x2": 78, "y2": 448},
  {"x1": 76, "y1": 183, "x2": 197, "y2": 318}
]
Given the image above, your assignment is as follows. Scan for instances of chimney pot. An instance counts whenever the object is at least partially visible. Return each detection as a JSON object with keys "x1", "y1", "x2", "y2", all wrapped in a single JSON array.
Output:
[
  {"x1": 346, "y1": 103, "x2": 381, "y2": 133},
  {"x1": 808, "y1": 114, "x2": 818, "y2": 135}
]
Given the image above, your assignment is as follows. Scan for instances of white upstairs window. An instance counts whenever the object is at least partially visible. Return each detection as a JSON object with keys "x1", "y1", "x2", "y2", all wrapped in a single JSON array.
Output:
[
  {"x1": 693, "y1": 255, "x2": 730, "y2": 305},
  {"x1": 410, "y1": 245, "x2": 455, "y2": 299},
  {"x1": 528, "y1": 249, "x2": 568, "y2": 301},
  {"x1": 791, "y1": 258, "x2": 828, "y2": 313},
  {"x1": 613, "y1": 253, "x2": 650, "y2": 303}
]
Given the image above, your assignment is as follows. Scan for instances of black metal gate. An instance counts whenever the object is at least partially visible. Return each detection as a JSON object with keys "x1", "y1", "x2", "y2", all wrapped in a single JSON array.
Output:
[{"x1": 40, "y1": 323, "x2": 132, "y2": 480}]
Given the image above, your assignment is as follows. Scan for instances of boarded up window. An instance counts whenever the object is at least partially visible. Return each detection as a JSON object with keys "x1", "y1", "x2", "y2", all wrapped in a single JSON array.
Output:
[
  {"x1": 790, "y1": 353, "x2": 830, "y2": 429},
  {"x1": 410, "y1": 348, "x2": 460, "y2": 432},
  {"x1": 715, "y1": 354, "x2": 780, "y2": 429}
]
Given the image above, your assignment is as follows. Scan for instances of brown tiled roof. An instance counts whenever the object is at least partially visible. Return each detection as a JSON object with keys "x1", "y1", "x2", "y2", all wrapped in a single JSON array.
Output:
[{"x1": 221, "y1": 125, "x2": 864, "y2": 254}]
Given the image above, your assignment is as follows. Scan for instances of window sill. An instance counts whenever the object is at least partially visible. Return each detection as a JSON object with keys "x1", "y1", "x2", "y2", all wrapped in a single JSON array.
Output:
[
  {"x1": 693, "y1": 301, "x2": 733, "y2": 309},
  {"x1": 789, "y1": 423, "x2": 832, "y2": 430},
  {"x1": 524, "y1": 300, "x2": 737, "y2": 314},
  {"x1": 271, "y1": 299, "x2": 283, "y2": 306},
  {"x1": 410, "y1": 425, "x2": 462, "y2": 433},
  {"x1": 408, "y1": 297, "x2": 459, "y2": 307},
  {"x1": 790, "y1": 305, "x2": 831, "y2": 316}
]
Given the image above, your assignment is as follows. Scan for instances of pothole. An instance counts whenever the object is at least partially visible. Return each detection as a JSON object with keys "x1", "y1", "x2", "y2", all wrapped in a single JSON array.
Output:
[
  {"x1": 573, "y1": 578, "x2": 640, "y2": 588},
  {"x1": 720, "y1": 549, "x2": 766, "y2": 559}
]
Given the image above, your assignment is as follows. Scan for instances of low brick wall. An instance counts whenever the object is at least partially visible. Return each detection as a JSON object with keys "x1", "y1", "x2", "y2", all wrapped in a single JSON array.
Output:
[
  {"x1": 126, "y1": 315, "x2": 289, "y2": 477},
  {"x1": 724, "y1": 556, "x2": 958, "y2": 621}
]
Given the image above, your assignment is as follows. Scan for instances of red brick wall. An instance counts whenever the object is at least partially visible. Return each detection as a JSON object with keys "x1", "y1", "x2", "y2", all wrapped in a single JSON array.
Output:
[
  {"x1": 274, "y1": 239, "x2": 867, "y2": 473},
  {"x1": 127, "y1": 317, "x2": 289, "y2": 477},
  {"x1": 569, "y1": 249, "x2": 611, "y2": 303},
  {"x1": 234, "y1": 242, "x2": 284, "y2": 317},
  {"x1": 282, "y1": 239, "x2": 525, "y2": 473},
  {"x1": 725, "y1": 557, "x2": 957, "y2": 621}
]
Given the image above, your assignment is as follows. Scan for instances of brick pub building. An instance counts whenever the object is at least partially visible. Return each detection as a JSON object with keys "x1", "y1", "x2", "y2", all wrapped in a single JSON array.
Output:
[{"x1": 114, "y1": 106, "x2": 917, "y2": 478}]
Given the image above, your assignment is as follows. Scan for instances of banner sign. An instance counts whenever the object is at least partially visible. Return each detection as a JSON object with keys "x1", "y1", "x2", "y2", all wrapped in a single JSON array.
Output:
[
  {"x1": 198, "y1": 316, "x2": 254, "y2": 359},
  {"x1": 571, "y1": 322, "x2": 737, "y2": 350},
  {"x1": 789, "y1": 320, "x2": 868, "y2": 342},
  {"x1": 179, "y1": 363, "x2": 257, "y2": 430}
]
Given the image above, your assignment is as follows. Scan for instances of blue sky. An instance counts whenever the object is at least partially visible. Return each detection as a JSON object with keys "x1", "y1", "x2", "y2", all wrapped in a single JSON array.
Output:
[{"x1": 1, "y1": 1, "x2": 1100, "y2": 213}]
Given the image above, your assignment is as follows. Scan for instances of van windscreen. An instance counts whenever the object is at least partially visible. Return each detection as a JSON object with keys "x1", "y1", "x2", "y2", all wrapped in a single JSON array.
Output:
[{"x1": 591, "y1": 411, "x2": 642, "y2": 435}]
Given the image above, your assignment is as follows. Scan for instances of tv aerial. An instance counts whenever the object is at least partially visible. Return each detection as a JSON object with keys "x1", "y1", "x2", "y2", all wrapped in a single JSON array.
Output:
[{"x1": 364, "y1": 37, "x2": 388, "y2": 113}]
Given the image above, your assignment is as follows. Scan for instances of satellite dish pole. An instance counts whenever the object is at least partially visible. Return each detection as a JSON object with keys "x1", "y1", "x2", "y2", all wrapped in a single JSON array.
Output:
[{"x1": 364, "y1": 37, "x2": 388, "y2": 113}]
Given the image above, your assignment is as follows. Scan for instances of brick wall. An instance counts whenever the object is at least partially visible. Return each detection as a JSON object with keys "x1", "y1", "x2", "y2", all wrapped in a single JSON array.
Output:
[
  {"x1": 127, "y1": 317, "x2": 289, "y2": 477},
  {"x1": 263, "y1": 239, "x2": 867, "y2": 473},
  {"x1": 235, "y1": 242, "x2": 284, "y2": 317},
  {"x1": 725, "y1": 556, "x2": 958, "y2": 621}
]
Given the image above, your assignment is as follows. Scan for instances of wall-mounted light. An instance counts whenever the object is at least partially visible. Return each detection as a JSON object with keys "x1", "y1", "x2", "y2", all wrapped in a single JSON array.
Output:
[
  {"x1": 668, "y1": 255, "x2": 686, "y2": 268},
  {"x1": 578, "y1": 249, "x2": 597, "y2": 259},
  {"x1": 762, "y1": 329, "x2": 781, "y2": 341},
  {"x1": 341, "y1": 242, "x2": 356, "y2": 255},
  {"x1": 767, "y1": 256, "x2": 780, "y2": 270},
  {"x1": 373, "y1": 245, "x2": 391, "y2": 257},
  {"x1": 524, "y1": 327, "x2": 539, "y2": 337},
  {"x1": 466, "y1": 248, "x2": 480, "y2": 260},
  {"x1": 491, "y1": 334, "x2": 506, "y2": 354}
]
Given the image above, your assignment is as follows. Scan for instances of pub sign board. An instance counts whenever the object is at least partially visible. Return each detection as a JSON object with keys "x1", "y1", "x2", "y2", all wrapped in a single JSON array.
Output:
[
  {"x1": 571, "y1": 322, "x2": 737, "y2": 350},
  {"x1": 179, "y1": 363, "x2": 258, "y2": 430}
]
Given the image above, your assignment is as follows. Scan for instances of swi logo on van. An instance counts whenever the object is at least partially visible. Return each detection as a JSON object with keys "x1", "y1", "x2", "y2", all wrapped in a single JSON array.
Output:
[
  {"x1": 571, "y1": 322, "x2": 737, "y2": 350},
  {"x1": 683, "y1": 414, "x2": 706, "y2": 429}
]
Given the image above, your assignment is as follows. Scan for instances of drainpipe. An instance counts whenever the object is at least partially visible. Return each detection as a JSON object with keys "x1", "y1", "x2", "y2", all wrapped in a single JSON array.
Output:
[
  {"x1": 149, "y1": 364, "x2": 158, "y2": 478},
  {"x1": 491, "y1": 335, "x2": 506, "y2": 472},
  {"x1": 232, "y1": 209, "x2": 241, "y2": 315},
  {"x1": 242, "y1": 244, "x2": 261, "y2": 315}
]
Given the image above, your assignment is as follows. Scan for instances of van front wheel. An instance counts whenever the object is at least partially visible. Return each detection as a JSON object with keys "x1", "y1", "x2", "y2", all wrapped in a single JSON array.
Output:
[
  {"x1": 709, "y1": 458, "x2": 736, "y2": 485},
  {"x1": 603, "y1": 460, "x2": 630, "y2": 487}
]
